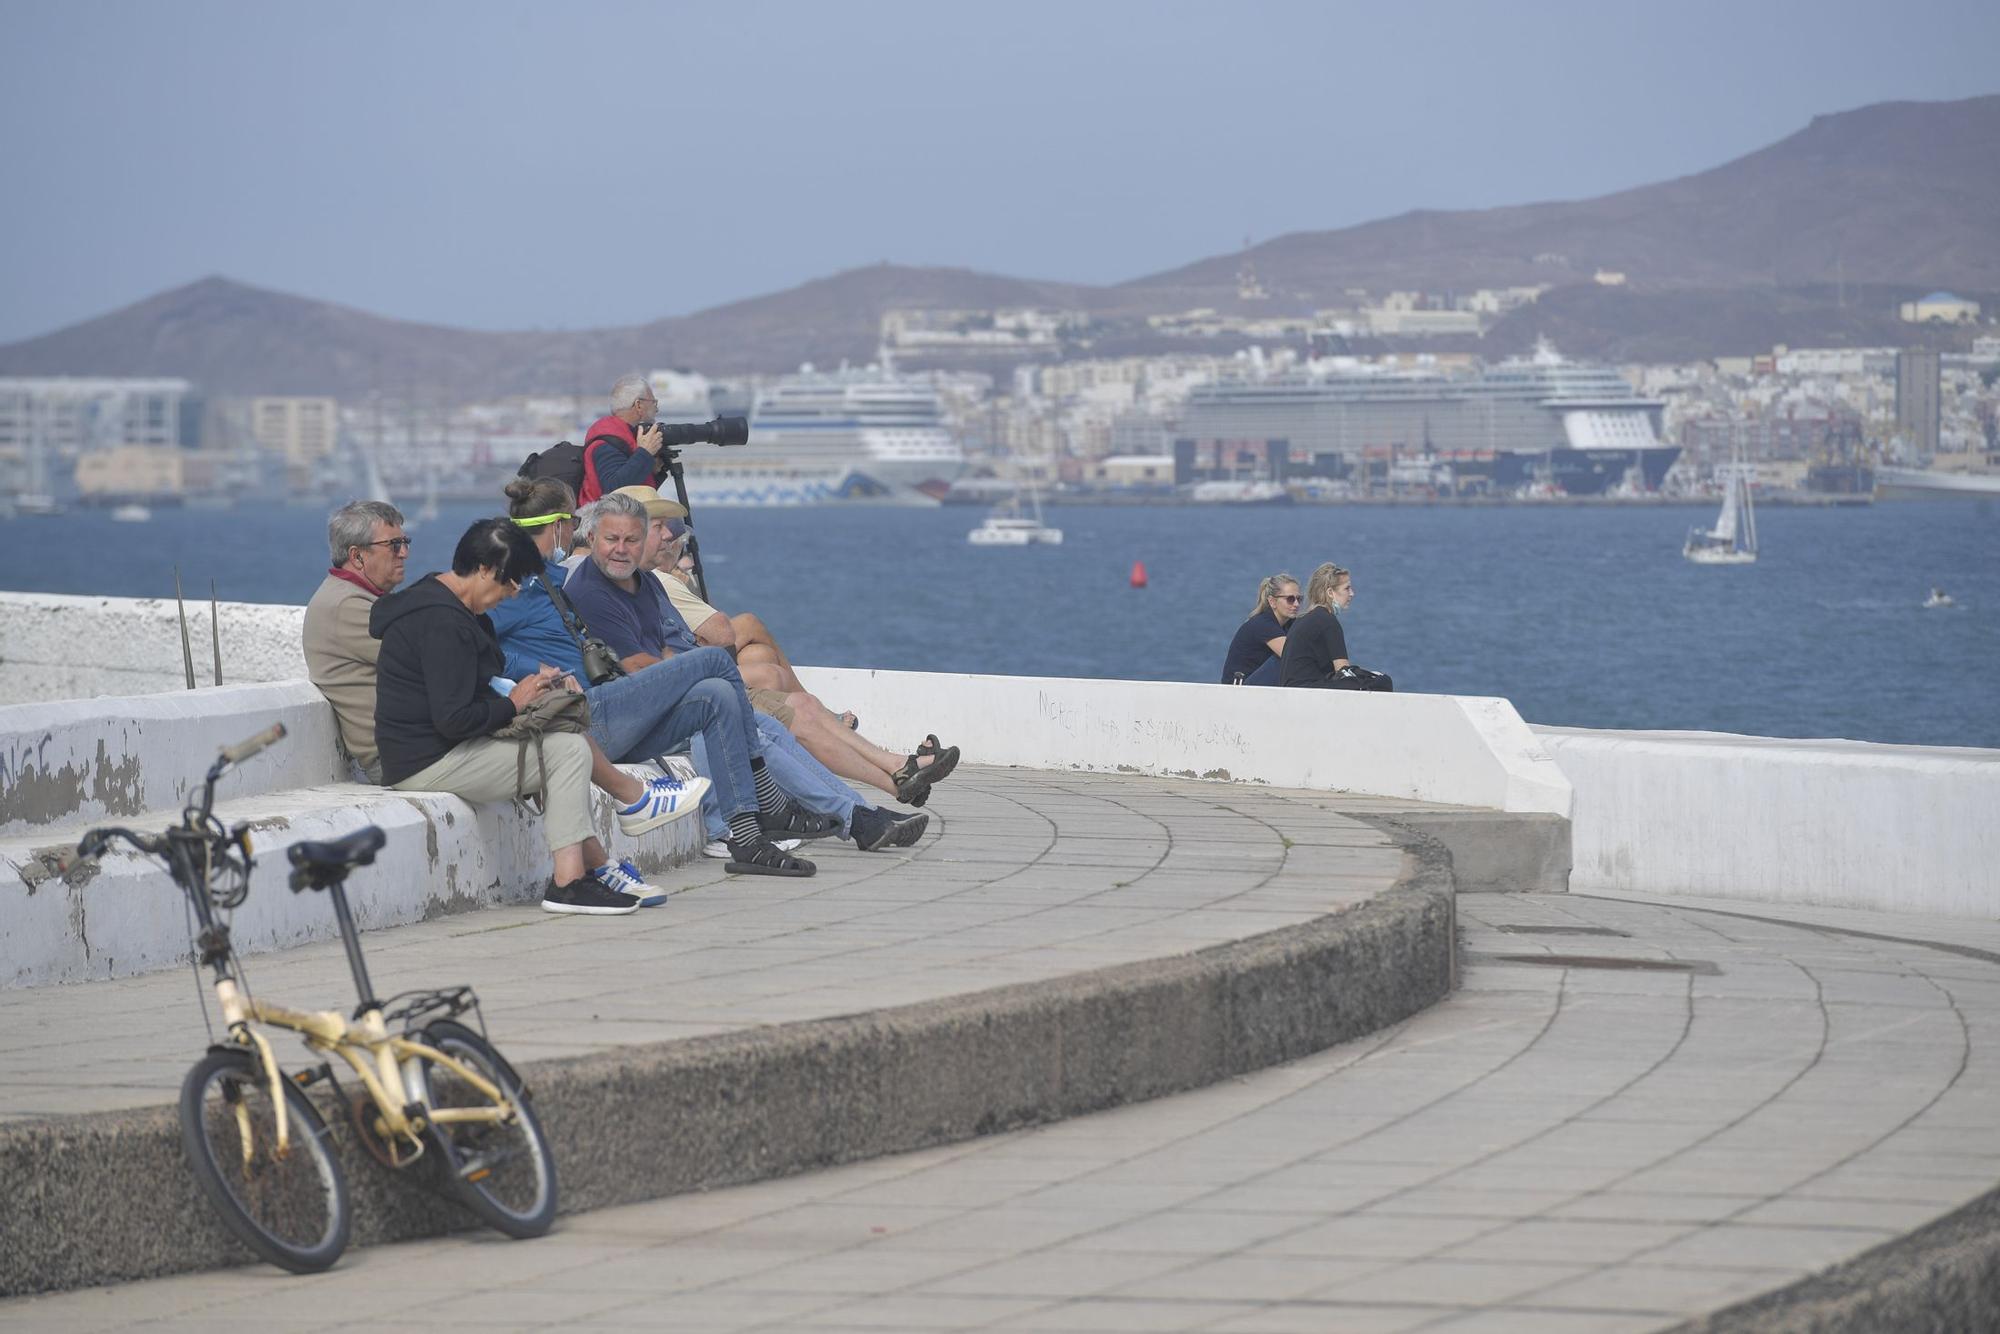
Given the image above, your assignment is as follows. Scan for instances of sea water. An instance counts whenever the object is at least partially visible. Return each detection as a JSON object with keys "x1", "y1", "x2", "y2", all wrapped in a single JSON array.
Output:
[{"x1": 3, "y1": 501, "x2": 1994, "y2": 748}]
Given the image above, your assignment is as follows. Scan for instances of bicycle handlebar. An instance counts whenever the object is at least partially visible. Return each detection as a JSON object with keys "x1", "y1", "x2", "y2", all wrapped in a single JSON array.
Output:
[{"x1": 220, "y1": 722, "x2": 287, "y2": 766}]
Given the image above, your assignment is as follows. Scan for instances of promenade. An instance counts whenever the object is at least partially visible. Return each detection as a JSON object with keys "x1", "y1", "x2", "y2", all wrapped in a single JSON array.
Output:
[{"x1": 7, "y1": 762, "x2": 2000, "y2": 1329}]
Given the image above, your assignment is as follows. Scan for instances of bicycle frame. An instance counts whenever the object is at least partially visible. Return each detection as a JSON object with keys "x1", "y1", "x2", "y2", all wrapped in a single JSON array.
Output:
[{"x1": 84, "y1": 729, "x2": 520, "y2": 1162}]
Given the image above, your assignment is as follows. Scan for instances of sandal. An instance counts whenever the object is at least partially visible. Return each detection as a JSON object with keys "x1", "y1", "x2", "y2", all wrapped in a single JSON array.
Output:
[
  {"x1": 761, "y1": 803, "x2": 842, "y2": 841},
  {"x1": 724, "y1": 838, "x2": 816, "y2": 877},
  {"x1": 914, "y1": 735, "x2": 960, "y2": 785},
  {"x1": 892, "y1": 753, "x2": 943, "y2": 807}
]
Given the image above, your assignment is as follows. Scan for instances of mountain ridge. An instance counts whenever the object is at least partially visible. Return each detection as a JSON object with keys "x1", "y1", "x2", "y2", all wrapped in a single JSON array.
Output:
[{"x1": 1, "y1": 94, "x2": 1994, "y2": 393}]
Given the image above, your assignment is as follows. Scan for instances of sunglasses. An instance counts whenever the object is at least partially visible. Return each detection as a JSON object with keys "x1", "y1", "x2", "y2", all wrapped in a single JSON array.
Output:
[
  {"x1": 360, "y1": 537, "x2": 412, "y2": 553},
  {"x1": 1275, "y1": 594, "x2": 1301, "y2": 604}
]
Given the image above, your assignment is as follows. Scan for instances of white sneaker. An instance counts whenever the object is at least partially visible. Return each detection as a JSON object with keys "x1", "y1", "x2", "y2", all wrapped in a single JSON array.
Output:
[
  {"x1": 704, "y1": 837, "x2": 801, "y2": 860},
  {"x1": 591, "y1": 858, "x2": 667, "y2": 907},
  {"x1": 618, "y1": 774, "x2": 711, "y2": 835}
]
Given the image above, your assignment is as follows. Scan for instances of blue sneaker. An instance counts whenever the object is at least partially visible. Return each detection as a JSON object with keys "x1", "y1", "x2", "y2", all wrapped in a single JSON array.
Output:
[
  {"x1": 591, "y1": 858, "x2": 667, "y2": 907},
  {"x1": 617, "y1": 774, "x2": 710, "y2": 835}
]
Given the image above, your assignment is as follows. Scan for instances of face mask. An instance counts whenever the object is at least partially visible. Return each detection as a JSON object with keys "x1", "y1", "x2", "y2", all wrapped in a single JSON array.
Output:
[{"x1": 550, "y1": 545, "x2": 567, "y2": 564}]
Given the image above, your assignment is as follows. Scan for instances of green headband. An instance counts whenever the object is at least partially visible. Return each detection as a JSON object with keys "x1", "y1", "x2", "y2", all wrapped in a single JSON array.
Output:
[{"x1": 512, "y1": 513, "x2": 573, "y2": 529}]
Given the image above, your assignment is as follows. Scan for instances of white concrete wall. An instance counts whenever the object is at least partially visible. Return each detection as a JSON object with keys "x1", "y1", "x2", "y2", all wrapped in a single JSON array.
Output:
[
  {"x1": 0, "y1": 681, "x2": 345, "y2": 836},
  {"x1": 1536, "y1": 726, "x2": 2000, "y2": 917},
  {"x1": 797, "y1": 667, "x2": 1572, "y2": 816},
  {"x1": 0, "y1": 593, "x2": 307, "y2": 705}
]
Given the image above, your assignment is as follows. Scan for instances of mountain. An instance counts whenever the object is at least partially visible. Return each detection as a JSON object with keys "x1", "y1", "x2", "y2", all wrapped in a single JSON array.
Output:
[
  {"x1": 1124, "y1": 95, "x2": 2000, "y2": 304},
  {"x1": 0, "y1": 267, "x2": 1097, "y2": 396},
  {"x1": 0, "y1": 95, "x2": 1994, "y2": 392}
]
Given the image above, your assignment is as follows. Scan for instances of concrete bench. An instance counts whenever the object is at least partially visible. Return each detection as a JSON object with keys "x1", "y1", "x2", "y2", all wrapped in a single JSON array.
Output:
[{"x1": 1, "y1": 685, "x2": 702, "y2": 988}]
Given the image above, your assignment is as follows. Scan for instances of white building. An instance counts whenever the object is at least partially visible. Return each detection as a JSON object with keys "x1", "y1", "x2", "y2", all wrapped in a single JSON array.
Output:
[{"x1": 1899, "y1": 292, "x2": 1981, "y2": 324}]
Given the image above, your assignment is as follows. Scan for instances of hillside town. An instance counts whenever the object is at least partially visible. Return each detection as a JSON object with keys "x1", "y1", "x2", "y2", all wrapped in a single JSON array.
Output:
[{"x1": 3, "y1": 288, "x2": 1996, "y2": 514}]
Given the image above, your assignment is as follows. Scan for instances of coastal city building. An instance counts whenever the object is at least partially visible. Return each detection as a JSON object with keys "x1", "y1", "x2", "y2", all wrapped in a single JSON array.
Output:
[
  {"x1": 1899, "y1": 291, "x2": 1981, "y2": 324},
  {"x1": 1896, "y1": 348, "x2": 1943, "y2": 453}
]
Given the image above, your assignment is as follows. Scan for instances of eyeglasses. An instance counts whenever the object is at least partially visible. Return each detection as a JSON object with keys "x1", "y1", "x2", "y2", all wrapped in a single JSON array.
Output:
[
  {"x1": 1275, "y1": 594, "x2": 1301, "y2": 604},
  {"x1": 359, "y1": 537, "x2": 412, "y2": 552}
]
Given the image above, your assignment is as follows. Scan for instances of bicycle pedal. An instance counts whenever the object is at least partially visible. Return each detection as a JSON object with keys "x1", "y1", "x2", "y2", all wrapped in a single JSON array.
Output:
[{"x1": 290, "y1": 1064, "x2": 332, "y2": 1088}]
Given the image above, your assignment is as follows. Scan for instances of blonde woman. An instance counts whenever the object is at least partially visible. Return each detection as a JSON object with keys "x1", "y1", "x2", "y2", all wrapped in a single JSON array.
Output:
[
  {"x1": 1280, "y1": 563, "x2": 1392, "y2": 691},
  {"x1": 1220, "y1": 573, "x2": 1300, "y2": 685}
]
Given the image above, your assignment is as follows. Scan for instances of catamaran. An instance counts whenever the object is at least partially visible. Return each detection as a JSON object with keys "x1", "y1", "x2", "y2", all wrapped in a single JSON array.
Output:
[
  {"x1": 1684, "y1": 453, "x2": 1758, "y2": 565},
  {"x1": 968, "y1": 485, "x2": 1063, "y2": 546}
]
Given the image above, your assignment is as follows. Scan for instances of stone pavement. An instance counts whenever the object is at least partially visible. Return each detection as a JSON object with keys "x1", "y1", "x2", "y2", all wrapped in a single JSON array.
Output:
[
  {"x1": 0, "y1": 766, "x2": 1412, "y2": 1121},
  {"x1": 10, "y1": 881, "x2": 2000, "y2": 1330}
]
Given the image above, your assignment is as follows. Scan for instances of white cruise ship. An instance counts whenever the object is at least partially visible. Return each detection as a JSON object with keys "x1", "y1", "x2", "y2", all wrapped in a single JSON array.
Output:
[
  {"x1": 1180, "y1": 341, "x2": 1679, "y2": 496},
  {"x1": 677, "y1": 368, "x2": 965, "y2": 506}
]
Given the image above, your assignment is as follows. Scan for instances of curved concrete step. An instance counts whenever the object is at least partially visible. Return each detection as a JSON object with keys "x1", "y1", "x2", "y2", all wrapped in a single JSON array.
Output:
[{"x1": 0, "y1": 767, "x2": 1460, "y2": 1296}]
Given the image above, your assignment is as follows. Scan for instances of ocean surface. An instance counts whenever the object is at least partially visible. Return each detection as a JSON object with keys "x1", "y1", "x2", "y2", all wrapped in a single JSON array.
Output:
[{"x1": 4, "y1": 500, "x2": 1995, "y2": 749}]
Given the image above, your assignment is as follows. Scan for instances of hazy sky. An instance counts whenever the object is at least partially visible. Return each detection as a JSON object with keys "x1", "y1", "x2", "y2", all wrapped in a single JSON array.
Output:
[{"x1": 3, "y1": 0, "x2": 1996, "y2": 343}]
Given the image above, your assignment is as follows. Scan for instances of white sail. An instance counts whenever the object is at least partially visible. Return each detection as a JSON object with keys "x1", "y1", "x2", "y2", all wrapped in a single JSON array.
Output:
[
  {"x1": 1711, "y1": 478, "x2": 1739, "y2": 543},
  {"x1": 1738, "y1": 471, "x2": 1758, "y2": 555}
]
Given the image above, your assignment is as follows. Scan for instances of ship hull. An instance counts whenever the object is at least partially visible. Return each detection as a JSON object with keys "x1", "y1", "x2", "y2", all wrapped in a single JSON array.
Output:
[{"x1": 1873, "y1": 467, "x2": 2000, "y2": 501}]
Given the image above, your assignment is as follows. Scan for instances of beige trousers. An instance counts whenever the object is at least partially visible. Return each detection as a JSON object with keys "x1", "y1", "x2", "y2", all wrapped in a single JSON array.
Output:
[{"x1": 392, "y1": 732, "x2": 595, "y2": 854}]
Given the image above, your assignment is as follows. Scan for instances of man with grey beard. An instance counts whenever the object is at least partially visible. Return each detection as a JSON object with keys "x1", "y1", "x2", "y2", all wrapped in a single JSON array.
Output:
[
  {"x1": 303, "y1": 499, "x2": 408, "y2": 782},
  {"x1": 562, "y1": 492, "x2": 818, "y2": 876}
]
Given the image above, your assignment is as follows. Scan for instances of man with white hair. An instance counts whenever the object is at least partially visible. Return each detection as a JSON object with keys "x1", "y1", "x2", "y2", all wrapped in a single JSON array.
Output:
[
  {"x1": 304, "y1": 499, "x2": 409, "y2": 782},
  {"x1": 577, "y1": 372, "x2": 665, "y2": 504}
]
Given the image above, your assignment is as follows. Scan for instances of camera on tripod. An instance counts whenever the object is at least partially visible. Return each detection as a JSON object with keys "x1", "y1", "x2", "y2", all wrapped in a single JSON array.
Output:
[{"x1": 650, "y1": 416, "x2": 749, "y2": 450}]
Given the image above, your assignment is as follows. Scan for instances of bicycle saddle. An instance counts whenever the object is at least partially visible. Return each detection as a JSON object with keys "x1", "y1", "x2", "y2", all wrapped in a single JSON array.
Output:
[{"x1": 288, "y1": 826, "x2": 388, "y2": 871}]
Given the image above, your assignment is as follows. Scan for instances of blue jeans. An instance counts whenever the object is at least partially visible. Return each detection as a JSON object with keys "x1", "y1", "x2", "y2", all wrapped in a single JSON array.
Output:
[
  {"x1": 691, "y1": 712, "x2": 866, "y2": 843},
  {"x1": 584, "y1": 647, "x2": 759, "y2": 821}
]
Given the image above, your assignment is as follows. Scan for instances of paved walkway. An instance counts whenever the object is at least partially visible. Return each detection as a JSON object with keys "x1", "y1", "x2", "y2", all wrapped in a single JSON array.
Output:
[
  {"x1": 0, "y1": 766, "x2": 1410, "y2": 1119},
  {"x1": 10, "y1": 873, "x2": 2000, "y2": 1329}
]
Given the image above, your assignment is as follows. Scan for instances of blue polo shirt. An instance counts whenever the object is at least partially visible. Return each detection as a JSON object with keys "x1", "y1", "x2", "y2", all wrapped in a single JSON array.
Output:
[
  {"x1": 563, "y1": 556, "x2": 699, "y2": 660},
  {"x1": 487, "y1": 561, "x2": 588, "y2": 682}
]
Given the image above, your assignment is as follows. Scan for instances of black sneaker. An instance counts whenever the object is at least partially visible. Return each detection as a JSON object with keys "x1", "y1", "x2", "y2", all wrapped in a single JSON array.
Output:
[
  {"x1": 542, "y1": 877, "x2": 641, "y2": 916},
  {"x1": 850, "y1": 805, "x2": 897, "y2": 852},
  {"x1": 760, "y1": 802, "x2": 842, "y2": 841},
  {"x1": 886, "y1": 809, "x2": 930, "y2": 847}
]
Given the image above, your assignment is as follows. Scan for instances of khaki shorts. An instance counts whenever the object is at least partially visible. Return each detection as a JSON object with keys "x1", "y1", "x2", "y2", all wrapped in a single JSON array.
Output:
[{"x1": 749, "y1": 687, "x2": 795, "y2": 727}]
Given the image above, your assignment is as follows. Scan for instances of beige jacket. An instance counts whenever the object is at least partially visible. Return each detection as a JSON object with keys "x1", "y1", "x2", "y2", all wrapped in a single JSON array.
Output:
[{"x1": 302, "y1": 573, "x2": 383, "y2": 782}]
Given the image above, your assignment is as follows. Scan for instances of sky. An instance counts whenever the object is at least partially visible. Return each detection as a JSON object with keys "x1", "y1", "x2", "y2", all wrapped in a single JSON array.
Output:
[{"x1": 2, "y1": 0, "x2": 1997, "y2": 344}]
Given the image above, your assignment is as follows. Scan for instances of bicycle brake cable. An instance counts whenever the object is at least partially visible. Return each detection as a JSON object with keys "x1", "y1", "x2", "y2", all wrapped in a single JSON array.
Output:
[{"x1": 184, "y1": 892, "x2": 216, "y2": 1045}]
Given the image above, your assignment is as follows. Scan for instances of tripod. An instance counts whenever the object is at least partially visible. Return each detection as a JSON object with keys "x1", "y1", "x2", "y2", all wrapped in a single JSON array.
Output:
[{"x1": 656, "y1": 447, "x2": 712, "y2": 605}]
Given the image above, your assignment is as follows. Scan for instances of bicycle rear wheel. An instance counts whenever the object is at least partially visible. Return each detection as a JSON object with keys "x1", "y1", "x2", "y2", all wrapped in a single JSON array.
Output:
[
  {"x1": 414, "y1": 1019, "x2": 557, "y2": 1237},
  {"x1": 179, "y1": 1048, "x2": 350, "y2": 1273}
]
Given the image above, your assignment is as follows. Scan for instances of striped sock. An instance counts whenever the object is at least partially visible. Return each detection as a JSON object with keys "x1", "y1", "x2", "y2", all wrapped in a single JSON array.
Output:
[
  {"x1": 727, "y1": 811, "x2": 763, "y2": 844},
  {"x1": 750, "y1": 757, "x2": 784, "y2": 813}
]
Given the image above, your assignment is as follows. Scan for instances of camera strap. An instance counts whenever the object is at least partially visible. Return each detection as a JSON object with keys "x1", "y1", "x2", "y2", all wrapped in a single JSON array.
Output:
[{"x1": 541, "y1": 576, "x2": 594, "y2": 656}]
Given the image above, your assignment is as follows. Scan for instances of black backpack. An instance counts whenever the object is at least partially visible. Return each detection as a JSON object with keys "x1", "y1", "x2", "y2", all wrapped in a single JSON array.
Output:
[{"x1": 517, "y1": 441, "x2": 586, "y2": 496}]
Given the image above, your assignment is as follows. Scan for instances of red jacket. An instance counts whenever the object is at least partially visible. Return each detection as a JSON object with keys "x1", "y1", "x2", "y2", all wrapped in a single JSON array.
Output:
[{"x1": 578, "y1": 414, "x2": 655, "y2": 503}]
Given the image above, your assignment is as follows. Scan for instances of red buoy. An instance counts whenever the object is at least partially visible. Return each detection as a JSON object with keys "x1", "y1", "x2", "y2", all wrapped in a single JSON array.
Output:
[{"x1": 1130, "y1": 560, "x2": 1148, "y2": 588}]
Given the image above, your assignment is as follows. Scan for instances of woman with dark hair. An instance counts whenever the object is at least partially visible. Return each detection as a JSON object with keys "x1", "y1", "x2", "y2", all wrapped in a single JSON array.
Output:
[
  {"x1": 369, "y1": 517, "x2": 710, "y2": 915},
  {"x1": 1279, "y1": 562, "x2": 1393, "y2": 691},
  {"x1": 1220, "y1": 573, "x2": 1300, "y2": 685}
]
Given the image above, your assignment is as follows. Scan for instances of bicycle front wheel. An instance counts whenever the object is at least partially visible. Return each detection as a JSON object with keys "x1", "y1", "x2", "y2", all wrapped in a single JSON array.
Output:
[
  {"x1": 179, "y1": 1048, "x2": 351, "y2": 1273},
  {"x1": 415, "y1": 1019, "x2": 558, "y2": 1237}
]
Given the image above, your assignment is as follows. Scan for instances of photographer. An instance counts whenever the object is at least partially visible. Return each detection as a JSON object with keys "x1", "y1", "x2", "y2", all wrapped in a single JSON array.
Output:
[
  {"x1": 577, "y1": 373, "x2": 668, "y2": 504},
  {"x1": 1279, "y1": 562, "x2": 1394, "y2": 692}
]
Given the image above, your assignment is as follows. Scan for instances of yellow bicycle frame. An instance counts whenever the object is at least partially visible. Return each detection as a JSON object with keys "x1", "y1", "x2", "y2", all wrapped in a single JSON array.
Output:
[{"x1": 211, "y1": 978, "x2": 515, "y2": 1160}]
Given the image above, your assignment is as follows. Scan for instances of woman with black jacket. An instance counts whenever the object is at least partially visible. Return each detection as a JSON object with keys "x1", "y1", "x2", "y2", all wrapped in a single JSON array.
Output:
[
  {"x1": 1220, "y1": 573, "x2": 1301, "y2": 685},
  {"x1": 370, "y1": 518, "x2": 707, "y2": 915},
  {"x1": 1279, "y1": 562, "x2": 1393, "y2": 691}
]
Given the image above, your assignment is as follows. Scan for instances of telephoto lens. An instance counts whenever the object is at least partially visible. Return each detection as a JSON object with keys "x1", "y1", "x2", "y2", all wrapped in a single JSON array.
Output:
[{"x1": 656, "y1": 416, "x2": 749, "y2": 448}]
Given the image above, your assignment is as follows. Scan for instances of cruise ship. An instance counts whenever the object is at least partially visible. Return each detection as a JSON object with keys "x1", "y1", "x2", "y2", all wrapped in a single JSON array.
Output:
[
  {"x1": 1179, "y1": 342, "x2": 1680, "y2": 497},
  {"x1": 675, "y1": 369, "x2": 964, "y2": 507}
]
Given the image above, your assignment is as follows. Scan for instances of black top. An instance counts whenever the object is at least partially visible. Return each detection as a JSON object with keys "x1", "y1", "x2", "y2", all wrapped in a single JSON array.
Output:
[
  {"x1": 1220, "y1": 608, "x2": 1287, "y2": 683},
  {"x1": 368, "y1": 574, "x2": 517, "y2": 785},
  {"x1": 1279, "y1": 606, "x2": 1349, "y2": 688}
]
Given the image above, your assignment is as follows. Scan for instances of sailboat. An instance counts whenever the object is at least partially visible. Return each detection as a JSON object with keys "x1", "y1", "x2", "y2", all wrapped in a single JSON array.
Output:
[
  {"x1": 1684, "y1": 452, "x2": 1758, "y2": 565},
  {"x1": 968, "y1": 484, "x2": 1063, "y2": 546}
]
